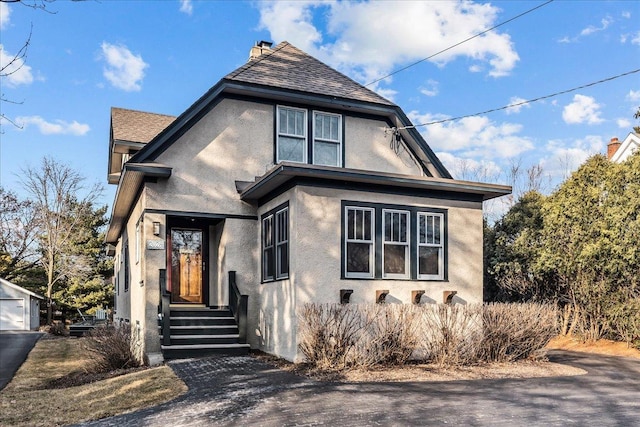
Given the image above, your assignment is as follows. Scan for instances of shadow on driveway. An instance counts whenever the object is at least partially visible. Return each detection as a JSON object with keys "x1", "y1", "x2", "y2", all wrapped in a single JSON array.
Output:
[{"x1": 77, "y1": 350, "x2": 640, "y2": 427}]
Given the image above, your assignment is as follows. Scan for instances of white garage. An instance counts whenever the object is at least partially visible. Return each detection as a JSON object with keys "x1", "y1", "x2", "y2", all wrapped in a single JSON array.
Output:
[{"x1": 0, "y1": 278, "x2": 44, "y2": 331}]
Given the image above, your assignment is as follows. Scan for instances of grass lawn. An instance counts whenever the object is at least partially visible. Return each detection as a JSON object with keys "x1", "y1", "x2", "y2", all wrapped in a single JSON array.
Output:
[{"x1": 0, "y1": 336, "x2": 187, "y2": 427}]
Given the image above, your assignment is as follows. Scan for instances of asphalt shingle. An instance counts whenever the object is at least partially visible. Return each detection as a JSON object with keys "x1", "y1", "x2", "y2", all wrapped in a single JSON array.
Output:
[
  {"x1": 111, "y1": 107, "x2": 176, "y2": 144},
  {"x1": 224, "y1": 42, "x2": 396, "y2": 107}
]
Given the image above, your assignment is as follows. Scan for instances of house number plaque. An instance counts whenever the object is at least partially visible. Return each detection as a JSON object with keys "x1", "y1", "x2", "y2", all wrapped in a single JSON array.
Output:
[{"x1": 147, "y1": 240, "x2": 165, "y2": 250}]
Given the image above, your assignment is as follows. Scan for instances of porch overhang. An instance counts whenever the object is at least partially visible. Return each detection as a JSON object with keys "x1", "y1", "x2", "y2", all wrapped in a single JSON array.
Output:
[
  {"x1": 238, "y1": 163, "x2": 511, "y2": 204},
  {"x1": 106, "y1": 162, "x2": 172, "y2": 244}
]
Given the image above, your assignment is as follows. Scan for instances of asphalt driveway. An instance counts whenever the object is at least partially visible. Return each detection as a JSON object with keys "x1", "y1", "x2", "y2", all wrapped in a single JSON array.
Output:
[
  {"x1": 78, "y1": 350, "x2": 640, "y2": 426},
  {"x1": 0, "y1": 331, "x2": 43, "y2": 391}
]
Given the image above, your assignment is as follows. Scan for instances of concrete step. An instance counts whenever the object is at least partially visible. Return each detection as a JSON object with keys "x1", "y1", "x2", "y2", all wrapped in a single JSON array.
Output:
[{"x1": 161, "y1": 343, "x2": 250, "y2": 359}]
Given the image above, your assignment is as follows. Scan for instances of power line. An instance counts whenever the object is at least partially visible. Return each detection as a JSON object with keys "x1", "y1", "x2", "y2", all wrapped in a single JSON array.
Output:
[
  {"x1": 395, "y1": 68, "x2": 640, "y2": 130},
  {"x1": 357, "y1": 0, "x2": 555, "y2": 91}
]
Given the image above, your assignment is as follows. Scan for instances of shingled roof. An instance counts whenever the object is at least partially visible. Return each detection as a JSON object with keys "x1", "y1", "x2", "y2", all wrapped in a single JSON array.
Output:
[
  {"x1": 111, "y1": 107, "x2": 176, "y2": 144},
  {"x1": 223, "y1": 42, "x2": 396, "y2": 107}
]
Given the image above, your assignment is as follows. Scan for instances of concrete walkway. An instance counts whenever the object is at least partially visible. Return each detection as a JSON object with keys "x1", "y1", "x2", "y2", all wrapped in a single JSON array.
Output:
[
  {"x1": 0, "y1": 331, "x2": 43, "y2": 391},
  {"x1": 78, "y1": 350, "x2": 640, "y2": 426}
]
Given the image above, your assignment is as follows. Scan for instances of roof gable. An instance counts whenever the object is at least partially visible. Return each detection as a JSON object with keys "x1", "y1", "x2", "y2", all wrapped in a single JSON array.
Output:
[
  {"x1": 611, "y1": 132, "x2": 640, "y2": 163},
  {"x1": 0, "y1": 277, "x2": 44, "y2": 299},
  {"x1": 224, "y1": 42, "x2": 395, "y2": 107}
]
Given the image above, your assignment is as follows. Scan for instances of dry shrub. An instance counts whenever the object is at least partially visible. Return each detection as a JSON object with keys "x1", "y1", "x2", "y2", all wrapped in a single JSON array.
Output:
[
  {"x1": 298, "y1": 303, "x2": 557, "y2": 370},
  {"x1": 298, "y1": 304, "x2": 366, "y2": 369},
  {"x1": 45, "y1": 322, "x2": 67, "y2": 336},
  {"x1": 419, "y1": 304, "x2": 482, "y2": 367},
  {"x1": 357, "y1": 304, "x2": 420, "y2": 367},
  {"x1": 478, "y1": 302, "x2": 558, "y2": 362},
  {"x1": 82, "y1": 324, "x2": 140, "y2": 373}
]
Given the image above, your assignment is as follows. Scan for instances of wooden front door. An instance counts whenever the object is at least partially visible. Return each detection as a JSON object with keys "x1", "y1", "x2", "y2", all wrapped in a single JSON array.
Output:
[{"x1": 170, "y1": 227, "x2": 205, "y2": 303}]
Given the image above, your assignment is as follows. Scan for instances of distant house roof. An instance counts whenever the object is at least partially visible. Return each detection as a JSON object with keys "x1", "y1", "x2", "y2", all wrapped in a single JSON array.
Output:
[
  {"x1": 111, "y1": 107, "x2": 176, "y2": 144},
  {"x1": 224, "y1": 42, "x2": 396, "y2": 107},
  {"x1": 610, "y1": 132, "x2": 640, "y2": 163},
  {"x1": 0, "y1": 277, "x2": 44, "y2": 300}
]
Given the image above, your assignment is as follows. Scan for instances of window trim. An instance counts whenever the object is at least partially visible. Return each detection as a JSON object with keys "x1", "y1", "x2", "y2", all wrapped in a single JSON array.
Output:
[
  {"x1": 344, "y1": 206, "x2": 375, "y2": 279},
  {"x1": 341, "y1": 201, "x2": 448, "y2": 281},
  {"x1": 312, "y1": 110, "x2": 343, "y2": 167},
  {"x1": 276, "y1": 105, "x2": 308, "y2": 164},
  {"x1": 382, "y1": 209, "x2": 410, "y2": 279},
  {"x1": 261, "y1": 202, "x2": 290, "y2": 283},
  {"x1": 417, "y1": 212, "x2": 445, "y2": 280}
]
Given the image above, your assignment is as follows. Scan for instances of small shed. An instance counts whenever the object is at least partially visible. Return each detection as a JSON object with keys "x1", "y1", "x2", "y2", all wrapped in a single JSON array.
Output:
[{"x1": 0, "y1": 278, "x2": 44, "y2": 331}]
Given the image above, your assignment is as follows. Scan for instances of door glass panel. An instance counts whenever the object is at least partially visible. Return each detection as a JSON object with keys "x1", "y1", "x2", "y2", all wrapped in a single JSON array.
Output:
[{"x1": 171, "y1": 228, "x2": 203, "y2": 303}]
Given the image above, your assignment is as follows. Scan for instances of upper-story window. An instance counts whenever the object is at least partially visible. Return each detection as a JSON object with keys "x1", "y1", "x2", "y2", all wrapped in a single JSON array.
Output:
[
  {"x1": 277, "y1": 106, "x2": 343, "y2": 167},
  {"x1": 277, "y1": 106, "x2": 307, "y2": 163},
  {"x1": 313, "y1": 111, "x2": 342, "y2": 167}
]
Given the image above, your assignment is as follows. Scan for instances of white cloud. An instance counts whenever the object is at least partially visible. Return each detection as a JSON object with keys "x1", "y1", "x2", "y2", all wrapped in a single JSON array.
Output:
[
  {"x1": 100, "y1": 42, "x2": 148, "y2": 92},
  {"x1": 560, "y1": 15, "x2": 614, "y2": 43},
  {"x1": 633, "y1": 31, "x2": 640, "y2": 45},
  {"x1": 15, "y1": 116, "x2": 90, "y2": 136},
  {"x1": 408, "y1": 111, "x2": 534, "y2": 159},
  {"x1": 627, "y1": 90, "x2": 640, "y2": 102},
  {"x1": 257, "y1": 0, "x2": 520, "y2": 86},
  {"x1": 541, "y1": 136, "x2": 604, "y2": 180},
  {"x1": 179, "y1": 0, "x2": 193, "y2": 15},
  {"x1": 562, "y1": 94, "x2": 604, "y2": 125},
  {"x1": 419, "y1": 79, "x2": 439, "y2": 97},
  {"x1": 622, "y1": 11, "x2": 631, "y2": 19},
  {"x1": 436, "y1": 152, "x2": 501, "y2": 182},
  {"x1": 0, "y1": 2, "x2": 10, "y2": 30},
  {"x1": 617, "y1": 118, "x2": 631, "y2": 128},
  {"x1": 505, "y1": 97, "x2": 530, "y2": 115},
  {"x1": 0, "y1": 44, "x2": 34, "y2": 87},
  {"x1": 580, "y1": 16, "x2": 613, "y2": 36}
]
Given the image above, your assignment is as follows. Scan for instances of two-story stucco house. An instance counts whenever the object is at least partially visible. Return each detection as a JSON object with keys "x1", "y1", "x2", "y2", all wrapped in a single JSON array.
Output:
[{"x1": 106, "y1": 41, "x2": 511, "y2": 364}]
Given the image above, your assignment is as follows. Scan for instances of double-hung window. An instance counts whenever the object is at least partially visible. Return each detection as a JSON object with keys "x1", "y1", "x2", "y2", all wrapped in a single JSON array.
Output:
[
  {"x1": 343, "y1": 202, "x2": 447, "y2": 281},
  {"x1": 262, "y1": 203, "x2": 289, "y2": 282},
  {"x1": 345, "y1": 206, "x2": 374, "y2": 278},
  {"x1": 417, "y1": 212, "x2": 444, "y2": 280},
  {"x1": 277, "y1": 106, "x2": 307, "y2": 163},
  {"x1": 383, "y1": 209, "x2": 410, "y2": 278},
  {"x1": 313, "y1": 111, "x2": 342, "y2": 167}
]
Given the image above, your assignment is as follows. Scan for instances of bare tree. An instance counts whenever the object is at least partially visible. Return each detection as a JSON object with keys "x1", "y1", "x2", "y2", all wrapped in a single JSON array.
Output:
[
  {"x1": 0, "y1": 187, "x2": 39, "y2": 280},
  {"x1": 20, "y1": 157, "x2": 103, "y2": 323}
]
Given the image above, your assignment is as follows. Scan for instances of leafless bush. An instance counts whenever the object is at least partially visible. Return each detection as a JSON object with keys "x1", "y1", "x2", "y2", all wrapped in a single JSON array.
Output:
[
  {"x1": 82, "y1": 324, "x2": 140, "y2": 373},
  {"x1": 356, "y1": 304, "x2": 420, "y2": 367},
  {"x1": 298, "y1": 304, "x2": 367, "y2": 369},
  {"x1": 418, "y1": 304, "x2": 482, "y2": 367},
  {"x1": 45, "y1": 322, "x2": 67, "y2": 336},
  {"x1": 298, "y1": 303, "x2": 558, "y2": 369},
  {"x1": 478, "y1": 303, "x2": 558, "y2": 362}
]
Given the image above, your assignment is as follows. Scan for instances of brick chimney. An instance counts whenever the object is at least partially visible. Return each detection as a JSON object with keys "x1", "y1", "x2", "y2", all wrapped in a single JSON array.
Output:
[
  {"x1": 249, "y1": 41, "x2": 273, "y2": 61},
  {"x1": 607, "y1": 137, "x2": 621, "y2": 159}
]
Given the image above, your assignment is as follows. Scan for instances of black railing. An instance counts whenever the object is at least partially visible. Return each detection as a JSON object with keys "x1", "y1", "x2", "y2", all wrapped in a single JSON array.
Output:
[
  {"x1": 228, "y1": 271, "x2": 248, "y2": 344},
  {"x1": 159, "y1": 269, "x2": 171, "y2": 346}
]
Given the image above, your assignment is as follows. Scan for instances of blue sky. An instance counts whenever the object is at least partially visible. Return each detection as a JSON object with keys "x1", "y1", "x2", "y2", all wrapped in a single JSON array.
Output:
[{"x1": 1, "y1": 0, "x2": 639, "y2": 210}]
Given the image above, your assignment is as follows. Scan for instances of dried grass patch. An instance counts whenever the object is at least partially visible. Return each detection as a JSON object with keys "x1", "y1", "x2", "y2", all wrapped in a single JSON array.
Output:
[
  {"x1": 547, "y1": 335, "x2": 640, "y2": 359},
  {"x1": 252, "y1": 351, "x2": 585, "y2": 383},
  {"x1": 0, "y1": 337, "x2": 187, "y2": 427}
]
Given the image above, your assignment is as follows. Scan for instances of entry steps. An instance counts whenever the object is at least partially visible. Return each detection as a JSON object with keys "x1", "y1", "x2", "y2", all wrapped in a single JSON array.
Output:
[{"x1": 159, "y1": 306, "x2": 249, "y2": 359}]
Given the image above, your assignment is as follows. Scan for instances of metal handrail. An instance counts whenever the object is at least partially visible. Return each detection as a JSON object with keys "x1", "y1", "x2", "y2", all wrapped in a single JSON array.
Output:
[
  {"x1": 228, "y1": 271, "x2": 248, "y2": 344},
  {"x1": 159, "y1": 269, "x2": 171, "y2": 346}
]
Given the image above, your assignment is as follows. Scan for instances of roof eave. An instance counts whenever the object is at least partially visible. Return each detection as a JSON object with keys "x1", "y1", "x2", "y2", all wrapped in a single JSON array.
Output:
[
  {"x1": 105, "y1": 163, "x2": 172, "y2": 244},
  {"x1": 240, "y1": 163, "x2": 511, "y2": 203}
]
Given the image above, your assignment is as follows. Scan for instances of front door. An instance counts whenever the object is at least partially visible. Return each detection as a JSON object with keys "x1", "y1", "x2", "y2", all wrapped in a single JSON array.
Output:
[{"x1": 170, "y1": 227, "x2": 205, "y2": 303}]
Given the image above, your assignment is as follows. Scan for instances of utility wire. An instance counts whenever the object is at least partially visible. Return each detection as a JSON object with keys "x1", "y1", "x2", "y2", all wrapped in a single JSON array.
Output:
[
  {"x1": 356, "y1": 0, "x2": 555, "y2": 91},
  {"x1": 394, "y1": 68, "x2": 640, "y2": 130}
]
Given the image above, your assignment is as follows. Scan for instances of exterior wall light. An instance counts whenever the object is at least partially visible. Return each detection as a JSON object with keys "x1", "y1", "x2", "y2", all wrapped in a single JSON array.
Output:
[{"x1": 153, "y1": 222, "x2": 161, "y2": 236}]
